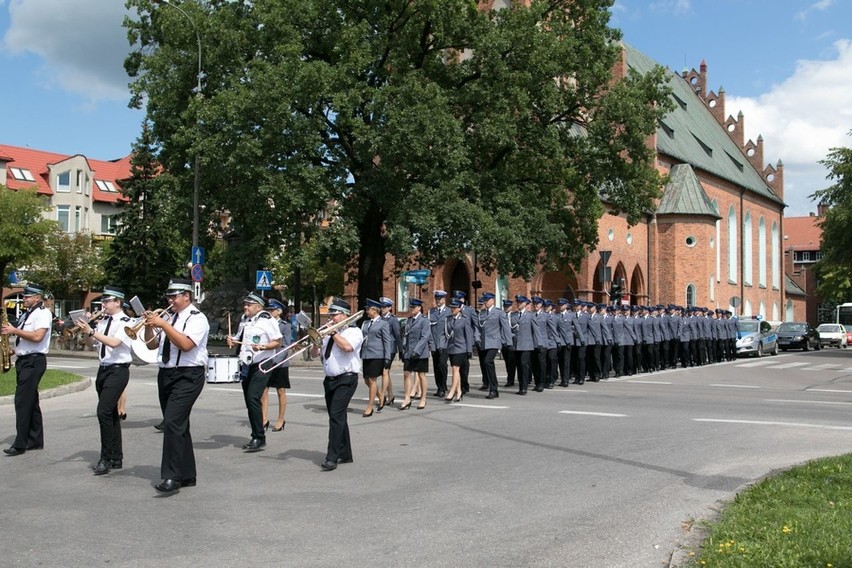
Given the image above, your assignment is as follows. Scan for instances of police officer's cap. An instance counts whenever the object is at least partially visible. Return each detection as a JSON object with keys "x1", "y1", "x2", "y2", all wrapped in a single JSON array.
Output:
[
  {"x1": 515, "y1": 295, "x2": 530, "y2": 304},
  {"x1": 449, "y1": 298, "x2": 463, "y2": 308},
  {"x1": 434, "y1": 290, "x2": 447, "y2": 298},
  {"x1": 480, "y1": 292, "x2": 495, "y2": 301},
  {"x1": 503, "y1": 299, "x2": 514, "y2": 307},
  {"x1": 364, "y1": 298, "x2": 383, "y2": 310},
  {"x1": 102, "y1": 285, "x2": 125, "y2": 300},
  {"x1": 165, "y1": 278, "x2": 193, "y2": 295},
  {"x1": 328, "y1": 297, "x2": 351, "y2": 315},
  {"x1": 452, "y1": 290, "x2": 466, "y2": 299},
  {"x1": 22, "y1": 283, "x2": 45, "y2": 297},
  {"x1": 409, "y1": 298, "x2": 423, "y2": 307},
  {"x1": 379, "y1": 297, "x2": 393, "y2": 307},
  {"x1": 267, "y1": 298, "x2": 286, "y2": 311}
]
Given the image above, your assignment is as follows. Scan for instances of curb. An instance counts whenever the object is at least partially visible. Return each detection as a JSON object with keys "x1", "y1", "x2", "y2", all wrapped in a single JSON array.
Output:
[{"x1": 0, "y1": 376, "x2": 92, "y2": 406}]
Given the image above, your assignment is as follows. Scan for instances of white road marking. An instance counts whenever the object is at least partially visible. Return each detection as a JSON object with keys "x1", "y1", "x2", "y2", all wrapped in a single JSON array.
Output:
[
  {"x1": 806, "y1": 388, "x2": 852, "y2": 394},
  {"x1": 735, "y1": 360, "x2": 775, "y2": 368},
  {"x1": 452, "y1": 403, "x2": 509, "y2": 409},
  {"x1": 623, "y1": 380, "x2": 672, "y2": 385},
  {"x1": 709, "y1": 384, "x2": 760, "y2": 389},
  {"x1": 811, "y1": 363, "x2": 843, "y2": 369},
  {"x1": 559, "y1": 411, "x2": 627, "y2": 417},
  {"x1": 766, "y1": 362, "x2": 809, "y2": 369},
  {"x1": 766, "y1": 399, "x2": 852, "y2": 406},
  {"x1": 694, "y1": 418, "x2": 852, "y2": 431}
]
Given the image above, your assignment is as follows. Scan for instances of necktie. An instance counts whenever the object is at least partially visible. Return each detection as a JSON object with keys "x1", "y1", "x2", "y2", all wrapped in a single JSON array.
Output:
[
  {"x1": 15, "y1": 308, "x2": 32, "y2": 346},
  {"x1": 100, "y1": 316, "x2": 112, "y2": 358},
  {"x1": 324, "y1": 337, "x2": 334, "y2": 360},
  {"x1": 162, "y1": 312, "x2": 176, "y2": 364}
]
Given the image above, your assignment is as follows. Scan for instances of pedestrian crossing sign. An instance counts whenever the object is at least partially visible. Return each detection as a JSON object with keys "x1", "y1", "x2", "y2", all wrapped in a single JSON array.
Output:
[{"x1": 256, "y1": 270, "x2": 273, "y2": 290}]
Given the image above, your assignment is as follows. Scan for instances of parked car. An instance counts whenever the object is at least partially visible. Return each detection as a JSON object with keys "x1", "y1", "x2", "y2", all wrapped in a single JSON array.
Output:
[
  {"x1": 775, "y1": 322, "x2": 821, "y2": 351},
  {"x1": 736, "y1": 319, "x2": 778, "y2": 357},
  {"x1": 816, "y1": 323, "x2": 848, "y2": 348},
  {"x1": 847, "y1": 328, "x2": 852, "y2": 346}
]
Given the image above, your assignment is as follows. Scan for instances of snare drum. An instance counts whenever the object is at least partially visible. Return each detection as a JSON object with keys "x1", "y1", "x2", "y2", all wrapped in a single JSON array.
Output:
[{"x1": 207, "y1": 356, "x2": 240, "y2": 383}]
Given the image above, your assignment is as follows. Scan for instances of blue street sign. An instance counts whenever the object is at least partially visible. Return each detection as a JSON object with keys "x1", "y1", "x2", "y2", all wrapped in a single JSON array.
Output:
[
  {"x1": 407, "y1": 269, "x2": 431, "y2": 277},
  {"x1": 404, "y1": 274, "x2": 427, "y2": 285},
  {"x1": 191, "y1": 264, "x2": 204, "y2": 283},
  {"x1": 191, "y1": 246, "x2": 206, "y2": 265},
  {"x1": 256, "y1": 270, "x2": 273, "y2": 290}
]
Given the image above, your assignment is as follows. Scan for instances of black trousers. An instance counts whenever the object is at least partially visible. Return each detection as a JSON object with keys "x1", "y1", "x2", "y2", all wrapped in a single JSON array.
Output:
[
  {"x1": 601, "y1": 344, "x2": 613, "y2": 378},
  {"x1": 479, "y1": 349, "x2": 498, "y2": 394},
  {"x1": 531, "y1": 347, "x2": 546, "y2": 387},
  {"x1": 157, "y1": 366, "x2": 204, "y2": 481},
  {"x1": 324, "y1": 372, "x2": 358, "y2": 463},
  {"x1": 242, "y1": 364, "x2": 270, "y2": 441},
  {"x1": 545, "y1": 347, "x2": 558, "y2": 386},
  {"x1": 501, "y1": 346, "x2": 516, "y2": 385},
  {"x1": 587, "y1": 344, "x2": 601, "y2": 379},
  {"x1": 13, "y1": 354, "x2": 46, "y2": 450},
  {"x1": 431, "y1": 349, "x2": 448, "y2": 392},
  {"x1": 613, "y1": 344, "x2": 624, "y2": 376},
  {"x1": 460, "y1": 354, "x2": 470, "y2": 393},
  {"x1": 573, "y1": 343, "x2": 587, "y2": 383},
  {"x1": 516, "y1": 350, "x2": 532, "y2": 392},
  {"x1": 558, "y1": 345, "x2": 572, "y2": 385},
  {"x1": 95, "y1": 363, "x2": 129, "y2": 461},
  {"x1": 659, "y1": 341, "x2": 669, "y2": 370}
]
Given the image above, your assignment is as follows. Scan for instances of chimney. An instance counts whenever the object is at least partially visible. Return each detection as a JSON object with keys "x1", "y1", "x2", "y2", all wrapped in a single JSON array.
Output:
[
  {"x1": 699, "y1": 60, "x2": 707, "y2": 99},
  {"x1": 817, "y1": 203, "x2": 829, "y2": 217}
]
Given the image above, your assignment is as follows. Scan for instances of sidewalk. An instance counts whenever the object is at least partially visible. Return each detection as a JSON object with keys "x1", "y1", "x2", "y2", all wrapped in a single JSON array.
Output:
[{"x1": 47, "y1": 345, "x2": 323, "y2": 367}]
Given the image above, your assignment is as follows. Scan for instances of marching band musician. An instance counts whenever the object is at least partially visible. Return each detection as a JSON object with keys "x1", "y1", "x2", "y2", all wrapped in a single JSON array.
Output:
[
  {"x1": 311, "y1": 297, "x2": 364, "y2": 471},
  {"x1": 399, "y1": 298, "x2": 431, "y2": 410},
  {"x1": 144, "y1": 278, "x2": 209, "y2": 494},
  {"x1": 228, "y1": 292, "x2": 282, "y2": 452},
  {"x1": 263, "y1": 299, "x2": 290, "y2": 432},
  {"x1": 2, "y1": 283, "x2": 51, "y2": 456},
  {"x1": 76, "y1": 286, "x2": 133, "y2": 475}
]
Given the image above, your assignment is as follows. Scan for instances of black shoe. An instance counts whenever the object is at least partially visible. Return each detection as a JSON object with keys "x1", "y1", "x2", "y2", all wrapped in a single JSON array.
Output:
[
  {"x1": 534, "y1": 385, "x2": 544, "y2": 392},
  {"x1": 155, "y1": 479, "x2": 180, "y2": 493},
  {"x1": 271, "y1": 421, "x2": 286, "y2": 432},
  {"x1": 559, "y1": 382, "x2": 569, "y2": 387},
  {"x1": 337, "y1": 457, "x2": 353, "y2": 464},
  {"x1": 93, "y1": 459, "x2": 110, "y2": 476},
  {"x1": 109, "y1": 460, "x2": 123, "y2": 470},
  {"x1": 544, "y1": 384, "x2": 554, "y2": 389},
  {"x1": 320, "y1": 460, "x2": 338, "y2": 471},
  {"x1": 462, "y1": 388, "x2": 469, "y2": 395},
  {"x1": 3, "y1": 447, "x2": 25, "y2": 456},
  {"x1": 154, "y1": 422, "x2": 164, "y2": 431},
  {"x1": 119, "y1": 413, "x2": 127, "y2": 421},
  {"x1": 180, "y1": 477, "x2": 196, "y2": 487},
  {"x1": 263, "y1": 421, "x2": 270, "y2": 431},
  {"x1": 242, "y1": 439, "x2": 266, "y2": 452},
  {"x1": 504, "y1": 382, "x2": 514, "y2": 388},
  {"x1": 485, "y1": 392, "x2": 499, "y2": 399},
  {"x1": 478, "y1": 385, "x2": 489, "y2": 391},
  {"x1": 516, "y1": 390, "x2": 527, "y2": 395},
  {"x1": 436, "y1": 390, "x2": 446, "y2": 398}
]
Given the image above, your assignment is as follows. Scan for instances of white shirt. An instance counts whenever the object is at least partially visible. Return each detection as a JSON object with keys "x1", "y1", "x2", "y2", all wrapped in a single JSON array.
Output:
[
  {"x1": 15, "y1": 305, "x2": 51, "y2": 356},
  {"x1": 95, "y1": 313, "x2": 133, "y2": 365},
  {"x1": 238, "y1": 311, "x2": 282, "y2": 365},
  {"x1": 157, "y1": 303, "x2": 209, "y2": 368},
  {"x1": 321, "y1": 326, "x2": 364, "y2": 377}
]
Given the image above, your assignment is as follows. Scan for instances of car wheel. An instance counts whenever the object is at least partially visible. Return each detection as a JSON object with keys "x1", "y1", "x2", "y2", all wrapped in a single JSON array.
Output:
[
  {"x1": 756, "y1": 343, "x2": 763, "y2": 358},
  {"x1": 803, "y1": 342, "x2": 809, "y2": 351},
  {"x1": 771, "y1": 343, "x2": 778, "y2": 356}
]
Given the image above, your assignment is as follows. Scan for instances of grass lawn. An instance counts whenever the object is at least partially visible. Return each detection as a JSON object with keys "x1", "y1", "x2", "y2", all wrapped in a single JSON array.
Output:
[
  {"x1": 0, "y1": 368, "x2": 84, "y2": 397},
  {"x1": 688, "y1": 454, "x2": 852, "y2": 567}
]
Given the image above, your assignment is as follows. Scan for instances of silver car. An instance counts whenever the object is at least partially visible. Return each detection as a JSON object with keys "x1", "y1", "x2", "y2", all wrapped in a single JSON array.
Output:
[
  {"x1": 736, "y1": 319, "x2": 778, "y2": 357},
  {"x1": 816, "y1": 323, "x2": 848, "y2": 348}
]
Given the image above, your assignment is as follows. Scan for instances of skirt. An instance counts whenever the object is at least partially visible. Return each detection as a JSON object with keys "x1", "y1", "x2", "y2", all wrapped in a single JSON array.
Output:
[
  {"x1": 267, "y1": 366, "x2": 290, "y2": 389},
  {"x1": 363, "y1": 358, "x2": 384, "y2": 378},
  {"x1": 403, "y1": 358, "x2": 429, "y2": 373},
  {"x1": 449, "y1": 353, "x2": 469, "y2": 367}
]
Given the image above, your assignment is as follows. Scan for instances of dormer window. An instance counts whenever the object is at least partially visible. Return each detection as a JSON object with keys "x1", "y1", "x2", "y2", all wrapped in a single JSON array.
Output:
[
  {"x1": 57, "y1": 170, "x2": 71, "y2": 192},
  {"x1": 9, "y1": 167, "x2": 35, "y2": 182}
]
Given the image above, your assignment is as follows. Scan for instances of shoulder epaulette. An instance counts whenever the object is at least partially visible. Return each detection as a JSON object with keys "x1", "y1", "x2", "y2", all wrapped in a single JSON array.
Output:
[
  {"x1": 258, "y1": 311, "x2": 272, "y2": 319},
  {"x1": 190, "y1": 310, "x2": 201, "y2": 315},
  {"x1": 120, "y1": 316, "x2": 131, "y2": 322}
]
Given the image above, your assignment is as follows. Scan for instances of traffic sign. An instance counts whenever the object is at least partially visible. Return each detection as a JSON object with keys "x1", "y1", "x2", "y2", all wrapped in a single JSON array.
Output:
[
  {"x1": 191, "y1": 263, "x2": 204, "y2": 283},
  {"x1": 407, "y1": 269, "x2": 431, "y2": 278},
  {"x1": 256, "y1": 270, "x2": 273, "y2": 290},
  {"x1": 404, "y1": 274, "x2": 427, "y2": 284},
  {"x1": 191, "y1": 246, "x2": 206, "y2": 265}
]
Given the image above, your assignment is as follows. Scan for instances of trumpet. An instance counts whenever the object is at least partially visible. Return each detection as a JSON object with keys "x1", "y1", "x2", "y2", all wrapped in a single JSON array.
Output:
[
  {"x1": 124, "y1": 308, "x2": 170, "y2": 342},
  {"x1": 259, "y1": 310, "x2": 364, "y2": 373}
]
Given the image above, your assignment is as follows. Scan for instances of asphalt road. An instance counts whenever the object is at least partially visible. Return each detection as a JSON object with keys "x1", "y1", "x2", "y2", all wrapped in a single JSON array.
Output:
[{"x1": 2, "y1": 348, "x2": 852, "y2": 567}]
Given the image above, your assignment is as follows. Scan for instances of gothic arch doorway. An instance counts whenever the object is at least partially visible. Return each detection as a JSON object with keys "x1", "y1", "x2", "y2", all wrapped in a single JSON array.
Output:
[
  {"x1": 539, "y1": 268, "x2": 578, "y2": 301},
  {"x1": 630, "y1": 265, "x2": 645, "y2": 305},
  {"x1": 446, "y1": 258, "x2": 471, "y2": 300}
]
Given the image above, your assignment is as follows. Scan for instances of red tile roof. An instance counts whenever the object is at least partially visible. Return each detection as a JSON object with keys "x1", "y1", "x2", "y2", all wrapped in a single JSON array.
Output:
[
  {"x1": 0, "y1": 143, "x2": 131, "y2": 203},
  {"x1": 783, "y1": 215, "x2": 823, "y2": 251}
]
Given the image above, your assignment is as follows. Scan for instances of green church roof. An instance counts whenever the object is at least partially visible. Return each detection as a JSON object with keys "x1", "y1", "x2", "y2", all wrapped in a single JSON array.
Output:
[
  {"x1": 657, "y1": 163, "x2": 721, "y2": 218},
  {"x1": 623, "y1": 44, "x2": 784, "y2": 207}
]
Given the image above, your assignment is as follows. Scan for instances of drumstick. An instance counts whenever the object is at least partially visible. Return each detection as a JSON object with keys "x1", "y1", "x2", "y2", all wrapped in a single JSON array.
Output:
[{"x1": 228, "y1": 311, "x2": 232, "y2": 337}]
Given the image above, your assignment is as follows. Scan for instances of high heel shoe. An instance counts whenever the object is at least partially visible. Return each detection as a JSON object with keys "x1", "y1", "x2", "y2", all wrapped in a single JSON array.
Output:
[
  {"x1": 416, "y1": 402, "x2": 426, "y2": 410},
  {"x1": 376, "y1": 400, "x2": 384, "y2": 412},
  {"x1": 453, "y1": 394, "x2": 463, "y2": 403},
  {"x1": 384, "y1": 395, "x2": 395, "y2": 406},
  {"x1": 263, "y1": 421, "x2": 270, "y2": 431},
  {"x1": 444, "y1": 396, "x2": 454, "y2": 403},
  {"x1": 362, "y1": 409, "x2": 374, "y2": 418},
  {"x1": 271, "y1": 421, "x2": 286, "y2": 432},
  {"x1": 398, "y1": 401, "x2": 412, "y2": 411}
]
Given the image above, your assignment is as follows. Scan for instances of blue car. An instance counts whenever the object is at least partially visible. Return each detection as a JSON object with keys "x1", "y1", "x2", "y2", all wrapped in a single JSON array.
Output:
[{"x1": 736, "y1": 319, "x2": 778, "y2": 357}]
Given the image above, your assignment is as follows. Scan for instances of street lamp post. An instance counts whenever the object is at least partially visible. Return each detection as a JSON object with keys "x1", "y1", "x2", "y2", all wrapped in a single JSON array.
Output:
[{"x1": 154, "y1": 0, "x2": 203, "y2": 295}]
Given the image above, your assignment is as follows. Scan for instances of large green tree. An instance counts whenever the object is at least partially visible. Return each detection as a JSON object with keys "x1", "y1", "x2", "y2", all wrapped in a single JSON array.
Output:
[
  {"x1": 104, "y1": 121, "x2": 185, "y2": 306},
  {"x1": 812, "y1": 131, "x2": 852, "y2": 302},
  {"x1": 0, "y1": 187, "x2": 56, "y2": 289},
  {"x1": 26, "y1": 230, "x2": 107, "y2": 300},
  {"x1": 125, "y1": 0, "x2": 671, "y2": 304}
]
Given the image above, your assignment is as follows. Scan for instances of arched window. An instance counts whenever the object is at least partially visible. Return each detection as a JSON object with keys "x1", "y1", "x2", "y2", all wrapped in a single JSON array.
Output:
[
  {"x1": 744, "y1": 212, "x2": 753, "y2": 286},
  {"x1": 686, "y1": 284, "x2": 696, "y2": 307},
  {"x1": 713, "y1": 200, "x2": 721, "y2": 283},
  {"x1": 786, "y1": 299, "x2": 794, "y2": 321},
  {"x1": 771, "y1": 222, "x2": 780, "y2": 289},
  {"x1": 773, "y1": 302, "x2": 779, "y2": 321},
  {"x1": 728, "y1": 206, "x2": 737, "y2": 283},
  {"x1": 759, "y1": 301, "x2": 766, "y2": 318},
  {"x1": 744, "y1": 299, "x2": 752, "y2": 317},
  {"x1": 758, "y1": 217, "x2": 767, "y2": 287}
]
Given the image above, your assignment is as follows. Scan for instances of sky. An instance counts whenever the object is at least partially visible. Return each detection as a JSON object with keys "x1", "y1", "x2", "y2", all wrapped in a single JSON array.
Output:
[{"x1": 1, "y1": 0, "x2": 850, "y2": 218}]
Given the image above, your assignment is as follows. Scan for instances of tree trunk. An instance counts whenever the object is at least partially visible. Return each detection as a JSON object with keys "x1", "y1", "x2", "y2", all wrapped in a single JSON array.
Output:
[{"x1": 356, "y1": 205, "x2": 386, "y2": 310}]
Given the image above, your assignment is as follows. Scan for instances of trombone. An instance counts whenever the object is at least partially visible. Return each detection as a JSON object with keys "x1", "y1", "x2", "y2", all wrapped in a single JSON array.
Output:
[{"x1": 259, "y1": 310, "x2": 364, "y2": 373}]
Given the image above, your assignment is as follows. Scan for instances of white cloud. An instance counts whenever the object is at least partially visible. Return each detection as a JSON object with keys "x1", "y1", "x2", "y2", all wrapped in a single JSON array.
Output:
[
  {"x1": 727, "y1": 39, "x2": 852, "y2": 215},
  {"x1": 2, "y1": 0, "x2": 132, "y2": 101},
  {"x1": 796, "y1": 0, "x2": 836, "y2": 21},
  {"x1": 649, "y1": 0, "x2": 691, "y2": 16}
]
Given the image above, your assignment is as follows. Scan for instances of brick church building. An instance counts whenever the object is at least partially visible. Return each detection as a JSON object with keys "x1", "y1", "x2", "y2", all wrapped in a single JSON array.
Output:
[{"x1": 345, "y1": 44, "x2": 793, "y2": 320}]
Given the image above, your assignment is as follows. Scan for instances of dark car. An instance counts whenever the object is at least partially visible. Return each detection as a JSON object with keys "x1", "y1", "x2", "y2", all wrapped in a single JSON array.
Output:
[{"x1": 775, "y1": 322, "x2": 821, "y2": 351}]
